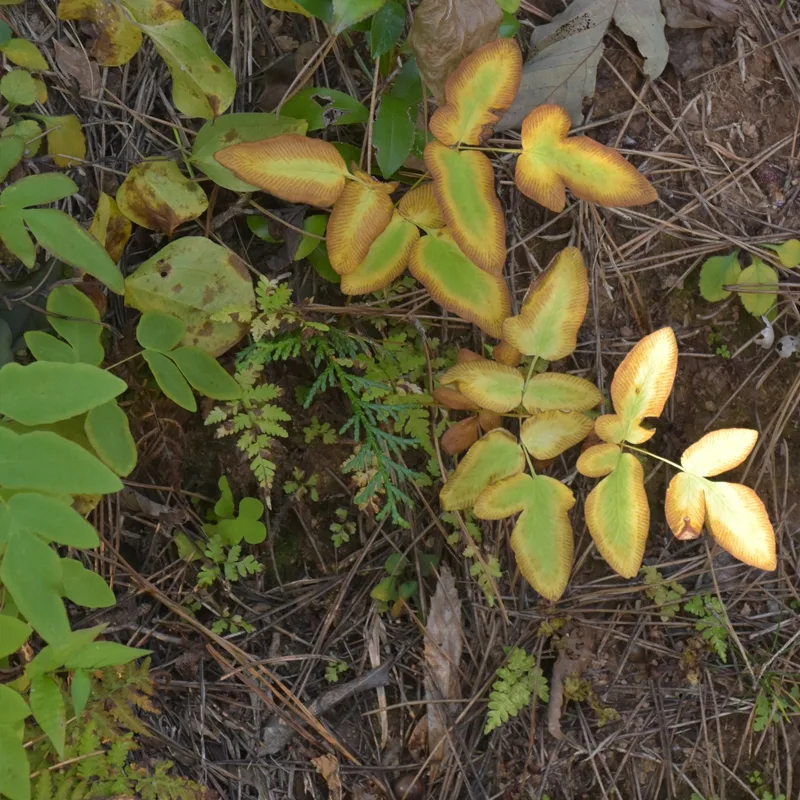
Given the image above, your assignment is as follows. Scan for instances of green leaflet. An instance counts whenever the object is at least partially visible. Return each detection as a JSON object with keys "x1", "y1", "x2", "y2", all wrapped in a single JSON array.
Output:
[
  {"x1": 29, "y1": 674, "x2": 66, "y2": 758},
  {"x1": 142, "y1": 349, "x2": 196, "y2": 411},
  {"x1": 698, "y1": 250, "x2": 741, "y2": 302},
  {"x1": 24, "y1": 332, "x2": 76, "y2": 363},
  {"x1": 70, "y1": 669, "x2": 91, "y2": 715},
  {"x1": 294, "y1": 214, "x2": 328, "y2": 261},
  {"x1": 136, "y1": 310, "x2": 187, "y2": 353},
  {"x1": 0, "y1": 684, "x2": 30, "y2": 724},
  {"x1": 63, "y1": 641, "x2": 150, "y2": 670},
  {"x1": 282, "y1": 87, "x2": 368, "y2": 131},
  {"x1": 0, "y1": 616, "x2": 32, "y2": 659},
  {"x1": 84, "y1": 401, "x2": 138, "y2": 477},
  {"x1": 0, "y1": 725, "x2": 29, "y2": 800},
  {"x1": 7, "y1": 492, "x2": 99, "y2": 548},
  {"x1": 0, "y1": 361, "x2": 126, "y2": 425},
  {"x1": 0, "y1": 136, "x2": 25, "y2": 182},
  {"x1": 60, "y1": 558, "x2": 116, "y2": 608},
  {"x1": 332, "y1": 0, "x2": 387, "y2": 32},
  {"x1": 370, "y1": 0, "x2": 405, "y2": 58},
  {"x1": 167, "y1": 347, "x2": 242, "y2": 400},
  {"x1": 0, "y1": 173, "x2": 76, "y2": 207},
  {"x1": 374, "y1": 94, "x2": 414, "y2": 178}
]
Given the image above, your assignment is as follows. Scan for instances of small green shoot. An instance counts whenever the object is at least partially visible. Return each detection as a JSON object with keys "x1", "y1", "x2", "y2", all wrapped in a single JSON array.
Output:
[
  {"x1": 641, "y1": 566, "x2": 686, "y2": 622},
  {"x1": 684, "y1": 594, "x2": 729, "y2": 662}
]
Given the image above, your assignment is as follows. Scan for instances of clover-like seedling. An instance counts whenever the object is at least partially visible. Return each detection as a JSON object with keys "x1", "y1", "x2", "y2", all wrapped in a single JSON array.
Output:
[
  {"x1": 214, "y1": 39, "x2": 655, "y2": 338},
  {"x1": 204, "y1": 475, "x2": 267, "y2": 546}
]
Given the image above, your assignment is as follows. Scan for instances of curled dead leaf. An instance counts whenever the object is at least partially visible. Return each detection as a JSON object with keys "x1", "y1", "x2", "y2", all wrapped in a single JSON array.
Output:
[{"x1": 441, "y1": 416, "x2": 480, "y2": 456}]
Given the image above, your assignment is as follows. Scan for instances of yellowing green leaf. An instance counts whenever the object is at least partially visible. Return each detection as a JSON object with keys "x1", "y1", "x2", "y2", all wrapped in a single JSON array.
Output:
[
  {"x1": 584, "y1": 452, "x2": 649, "y2": 578},
  {"x1": 425, "y1": 141, "x2": 505, "y2": 274},
  {"x1": 594, "y1": 327, "x2": 678, "y2": 445},
  {"x1": 439, "y1": 428, "x2": 525, "y2": 511},
  {"x1": 520, "y1": 410, "x2": 592, "y2": 459},
  {"x1": 575, "y1": 442, "x2": 621, "y2": 478},
  {"x1": 58, "y1": 0, "x2": 143, "y2": 66},
  {"x1": 515, "y1": 105, "x2": 657, "y2": 212},
  {"x1": 439, "y1": 360, "x2": 523, "y2": 413},
  {"x1": 698, "y1": 250, "x2": 741, "y2": 302},
  {"x1": 327, "y1": 173, "x2": 396, "y2": 275},
  {"x1": 737, "y1": 258, "x2": 777, "y2": 317},
  {"x1": 474, "y1": 472, "x2": 574, "y2": 601},
  {"x1": 191, "y1": 112, "x2": 308, "y2": 191},
  {"x1": 340, "y1": 212, "x2": 418, "y2": 295},
  {"x1": 1, "y1": 39, "x2": 48, "y2": 71},
  {"x1": 764, "y1": 239, "x2": 800, "y2": 268},
  {"x1": 428, "y1": 38, "x2": 521, "y2": 146},
  {"x1": 409, "y1": 230, "x2": 510, "y2": 337},
  {"x1": 502, "y1": 246, "x2": 588, "y2": 360},
  {"x1": 40, "y1": 114, "x2": 86, "y2": 168},
  {"x1": 125, "y1": 237, "x2": 255, "y2": 356},
  {"x1": 703, "y1": 481, "x2": 776, "y2": 570},
  {"x1": 681, "y1": 428, "x2": 757, "y2": 478},
  {"x1": 119, "y1": 0, "x2": 184, "y2": 24},
  {"x1": 397, "y1": 182, "x2": 445, "y2": 229},
  {"x1": 116, "y1": 160, "x2": 208, "y2": 236},
  {"x1": 142, "y1": 20, "x2": 236, "y2": 119},
  {"x1": 89, "y1": 192, "x2": 132, "y2": 262},
  {"x1": 664, "y1": 471, "x2": 705, "y2": 541},
  {"x1": 522, "y1": 372, "x2": 602, "y2": 412},
  {"x1": 215, "y1": 133, "x2": 348, "y2": 207}
]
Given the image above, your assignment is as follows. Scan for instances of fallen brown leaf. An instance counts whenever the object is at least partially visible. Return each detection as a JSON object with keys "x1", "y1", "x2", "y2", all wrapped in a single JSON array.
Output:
[
  {"x1": 408, "y1": 0, "x2": 502, "y2": 103},
  {"x1": 53, "y1": 41, "x2": 102, "y2": 99},
  {"x1": 311, "y1": 754, "x2": 342, "y2": 800},
  {"x1": 424, "y1": 566, "x2": 462, "y2": 780},
  {"x1": 663, "y1": 0, "x2": 738, "y2": 28}
]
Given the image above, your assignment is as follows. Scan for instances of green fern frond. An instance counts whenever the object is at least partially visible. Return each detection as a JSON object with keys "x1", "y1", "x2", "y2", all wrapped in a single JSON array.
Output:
[{"x1": 484, "y1": 648, "x2": 549, "y2": 734}]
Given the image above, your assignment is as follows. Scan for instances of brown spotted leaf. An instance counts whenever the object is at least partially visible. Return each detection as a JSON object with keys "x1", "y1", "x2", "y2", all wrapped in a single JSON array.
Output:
[{"x1": 57, "y1": 0, "x2": 144, "y2": 66}]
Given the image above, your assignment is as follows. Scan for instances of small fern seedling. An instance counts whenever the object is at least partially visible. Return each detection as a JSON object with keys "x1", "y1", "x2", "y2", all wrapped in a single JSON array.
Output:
[
  {"x1": 684, "y1": 594, "x2": 729, "y2": 662},
  {"x1": 484, "y1": 647, "x2": 549, "y2": 734}
]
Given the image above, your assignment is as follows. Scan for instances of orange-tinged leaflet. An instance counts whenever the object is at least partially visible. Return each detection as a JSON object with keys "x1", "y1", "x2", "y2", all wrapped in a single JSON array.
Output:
[
  {"x1": 215, "y1": 134, "x2": 348, "y2": 207},
  {"x1": 327, "y1": 179, "x2": 394, "y2": 275},
  {"x1": 425, "y1": 142, "x2": 506, "y2": 274},
  {"x1": 429, "y1": 39, "x2": 522, "y2": 147},
  {"x1": 397, "y1": 182, "x2": 445, "y2": 230},
  {"x1": 515, "y1": 105, "x2": 657, "y2": 212}
]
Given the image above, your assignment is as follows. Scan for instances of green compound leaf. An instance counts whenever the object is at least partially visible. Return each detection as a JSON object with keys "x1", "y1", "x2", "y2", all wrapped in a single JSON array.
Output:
[
  {"x1": 0, "y1": 361, "x2": 126, "y2": 425},
  {"x1": 192, "y1": 112, "x2": 308, "y2": 191},
  {"x1": 0, "y1": 173, "x2": 76, "y2": 208},
  {"x1": 30, "y1": 674, "x2": 66, "y2": 759},
  {"x1": 440, "y1": 360, "x2": 524, "y2": 413},
  {"x1": 21, "y1": 208, "x2": 125, "y2": 294},
  {"x1": 85, "y1": 401, "x2": 138, "y2": 477},
  {"x1": 0, "y1": 428, "x2": 122, "y2": 495},
  {"x1": 60, "y1": 558, "x2": 116, "y2": 608},
  {"x1": 698, "y1": 250, "x2": 741, "y2": 302},
  {"x1": 0, "y1": 529, "x2": 70, "y2": 645},
  {"x1": 737, "y1": 258, "x2": 778, "y2": 317},
  {"x1": 24, "y1": 332, "x2": 76, "y2": 363},
  {"x1": 142, "y1": 20, "x2": 236, "y2": 119},
  {"x1": 63, "y1": 640, "x2": 150, "y2": 670},
  {"x1": 439, "y1": 429, "x2": 525, "y2": 511},
  {"x1": 46, "y1": 285, "x2": 104, "y2": 366},
  {"x1": 70, "y1": 669, "x2": 91, "y2": 716},
  {"x1": 0, "y1": 616, "x2": 32, "y2": 660},
  {"x1": 373, "y1": 94, "x2": 414, "y2": 179},
  {"x1": 294, "y1": 213, "x2": 328, "y2": 261},
  {"x1": 136, "y1": 310, "x2": 187, "y2": 352},
  {"x1": 0, "y1": 136, "x2": 25, "y2": 182},
  {"x1": 370, "y1": 0, "x2": 405, "y2": 58},
  {"x1": 216, "y1": 497, "x2": 267, "y2": 545},
  {"x1": 282, "y1": 87, "x2": 369, "y2": 131},
  {"x1": 168, "y1": 347, "x2": 242, "y2": 400},
  {"x1": 7, "y1": 493, "x2": 99, "y2": 548},
  {"x1": 142, "y1": 349, "x2": 196, "y2": 411}
]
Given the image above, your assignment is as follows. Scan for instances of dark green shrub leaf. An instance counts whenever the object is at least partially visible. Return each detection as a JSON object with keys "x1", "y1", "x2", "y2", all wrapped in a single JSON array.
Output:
[
  {"x1": 0, "y1": 428, "x2": 123, "y2": 495},
  {"x1": 84, "y1": 401, "x2": 137, "y2": 477},
  {"x1": 0, "y1": 207, "x2": 35, "y2": 268},
  {"x1": 390, "y1": 57, "x2": 423, "y2": 105},
  {"x1": 0, "y1": 136, "x2": 25, "y2": 183},
  {"x1": 136, "y1": 310, "x2": 186, "y2": 353},
  {"x1": 308, "y1": 243, "x2": 340, "y2": 283},
  {"x1": 70, "y1": 669, "x2": 91, "y2": 716},
  {"x1": 0, "y1": 362, "x2": 126, "y2": 425},
  {"x1": 332, "y1": 0, "x2": 387, "y2": 32},
  {"x1": 0, "y1": 725, "x2": 29, "y2": 800},
  {"x1": 294, "y1": 214, "x2": 327, "y2": 261},
  {"x1": 64, "y1": 641, "x2": 150, "y2": 670},
  {"x1": 282, "y1": 88, "x2": 368, "y2": 131},
  {"x1": 0, "y1": 685, "x2": 31, "y2": 724},
  {"x1": 0, "y1": 21, "x2": 10, "y2": 47},
  {"x1": 168, "y1": 347, "x2": 241, "y2": 400},
  {"x1": 246, "y1": 215, "x2": 282, "y2": 244},
  {"x1": 21, "y1": 208, "x2": 125, "y2": 294},
  {"x1": 699, "y1": 251, "x2": 741, "y2": 302},
  {"x1": 142, "y1": 349, "x2": 196, "y2": 411},
  {"x1": 0, "y1": 530, "x2": 70, "y2": 645},
  {"x1": 29, "y1": 674, "x2": 66, "y2": 759},
  {"x1": 294, "y1": 0, "x2": 333, "y2": 21},
  {"x1": 60, "y1": 558, "x2": 115, "y2": 608},
  {"x1": 499, "y1": 10, "x2": 519, "y2": 37},
  {"x1": 0, "y1": 616, "x2": 31, "y2": 659},
  {"x1": 0, "y1": 173, "x2": 77, "y2": 208},
  {"x1": 374, "y1": 94, "x2": 414, "y2": 178},
  {"x1": 26, "y1": 625, "x2": 106, "y2": 678},
  {"x1": 7, "y1": 493, "x2": 99, "y2": 548},
  {"x1": 192, "y1": 112, "x2": 308, "y2": 191},
  {"x1": 370, "y1": 0, "x2": 405, "y2": 58},
  {"x1": 23, "y1": 331, "x2": 76, "y2": 363},
  {"x1": 46, "y1": 285, "x2": 104, "y2": 366}
]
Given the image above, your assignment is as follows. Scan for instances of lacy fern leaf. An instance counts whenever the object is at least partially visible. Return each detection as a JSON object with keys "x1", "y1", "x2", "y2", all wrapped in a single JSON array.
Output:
[{"x1": 485, "y1": 647, "x2": 549, "y2": 734}]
